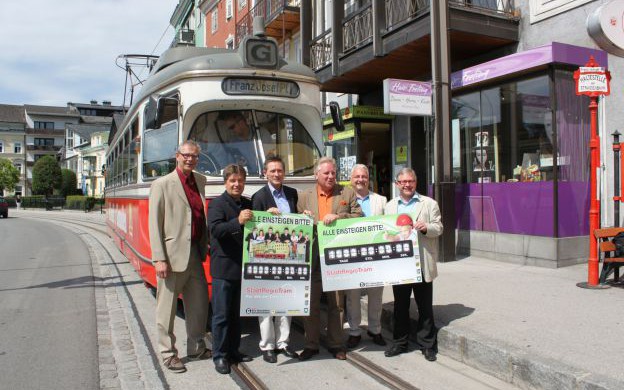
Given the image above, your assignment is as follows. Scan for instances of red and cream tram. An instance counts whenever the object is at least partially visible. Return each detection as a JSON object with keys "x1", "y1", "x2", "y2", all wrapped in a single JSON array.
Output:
[{"x1": 105, "y1": 31, "x2": 324, "y2": 298}]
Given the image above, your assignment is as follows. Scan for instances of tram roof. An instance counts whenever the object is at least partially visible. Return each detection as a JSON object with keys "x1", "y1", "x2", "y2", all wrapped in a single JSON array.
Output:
[{"x1": 134, "y1": 45, "x2": 318, "y2": 105}]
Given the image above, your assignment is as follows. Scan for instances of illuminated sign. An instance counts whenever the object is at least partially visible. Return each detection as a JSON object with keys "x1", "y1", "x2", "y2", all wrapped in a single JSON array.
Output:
[{"x1": 222, "y1": 78, "x2": 300, "y2": 98}]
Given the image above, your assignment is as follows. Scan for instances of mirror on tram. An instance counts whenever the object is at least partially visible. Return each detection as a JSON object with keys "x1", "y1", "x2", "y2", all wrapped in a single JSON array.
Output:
[{"x1": 329, "y1": 101, "x2": 344, "y2": 132}]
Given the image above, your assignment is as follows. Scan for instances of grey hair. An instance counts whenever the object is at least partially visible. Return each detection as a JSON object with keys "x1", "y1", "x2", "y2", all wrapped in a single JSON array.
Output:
[
  {"x1": 395, "y1": 167, "x2": 417, "y2": 181},
  {"x1": 351, "y1": 164, "x2": 369, "y2": 176},
  {"x1": 314, "y1": 156, "x2": 337, "y2": 173},
  {"x1": 177, "y1": 140, "x2": 202, "y2": 153}
]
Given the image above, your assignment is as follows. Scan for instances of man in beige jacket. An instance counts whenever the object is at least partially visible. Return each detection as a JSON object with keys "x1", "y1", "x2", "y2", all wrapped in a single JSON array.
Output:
[
  {"x1": 148, "y1": 140, "x2": 210, "y2": 373},
  {"x1": 384, "y1": 168, "x2": 443, "y2": 362}
]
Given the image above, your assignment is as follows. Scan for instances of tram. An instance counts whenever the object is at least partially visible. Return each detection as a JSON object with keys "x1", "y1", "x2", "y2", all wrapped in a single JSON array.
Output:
[{"x1": 104, "y1": 27, "x2": 325, "y2": 298}]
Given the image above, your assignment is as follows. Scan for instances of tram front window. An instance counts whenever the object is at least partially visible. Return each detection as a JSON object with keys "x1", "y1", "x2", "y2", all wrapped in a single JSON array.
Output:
[{"x1": 189, "y1": 110, "x2": 320, "y2": 177}]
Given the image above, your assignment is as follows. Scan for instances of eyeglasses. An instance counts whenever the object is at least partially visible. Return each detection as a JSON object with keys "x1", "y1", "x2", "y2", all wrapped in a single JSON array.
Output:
[
  {"x1": 396, "y1": 180, "x2": 415, "y2": 185},
  {"x1": 179, "y1": 153, "x2": 199, "y2": 160}
]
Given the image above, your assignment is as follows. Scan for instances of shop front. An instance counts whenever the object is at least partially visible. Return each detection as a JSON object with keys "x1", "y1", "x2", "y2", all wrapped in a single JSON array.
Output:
[
  {"x1": 449, "y1": 42, "x2": 607, "y2": 267},
  {"x1": 323, "y1": 105, "x2": 395, "y2": 198}
]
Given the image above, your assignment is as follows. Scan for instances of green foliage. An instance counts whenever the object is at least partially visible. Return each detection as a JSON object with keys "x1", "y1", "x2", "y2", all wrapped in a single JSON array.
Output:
[
  {"x1": 60, "y1": 169, "x2": 78, "y2": 197},
  {"x1": 32, "y1": 156, "x2": 62, "y2": 195},
  {"x1": 0, "y1": 158, "x2": 20, "y2": 193},
  {"x1": 65, "y1": 195, "x2": 96, "y2": 211}
]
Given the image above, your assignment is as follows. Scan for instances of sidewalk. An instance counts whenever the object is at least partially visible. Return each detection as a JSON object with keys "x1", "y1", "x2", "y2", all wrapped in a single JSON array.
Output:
[{"x1": 378, "y1": 256, "x2": 624, "y2": 390}]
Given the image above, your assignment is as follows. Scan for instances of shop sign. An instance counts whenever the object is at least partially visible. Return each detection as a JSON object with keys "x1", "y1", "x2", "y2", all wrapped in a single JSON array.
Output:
[
  {"x1": 395, "y1": 145, "x2": 408, "y2": 163},
  {"x1": 574, "y1": 60, "x2": 611, "y2": 97},
  {"x1": 588, "y1": 1, "x2": 624, "y2": 57},
  {"x1": 323, "y1": 105, "x2": 394, "y2": 125},
  {"x1": 383, "y1": 79, "x2": 432, "y2": 116},
  {"x1": 323, "y1": 122, "x2": 355, "y2": 142}
]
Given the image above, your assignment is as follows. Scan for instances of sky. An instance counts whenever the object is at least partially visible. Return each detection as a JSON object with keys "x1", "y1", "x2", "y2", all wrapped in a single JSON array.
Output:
[{"x1": 0, "y1": 1, "x2": 177, "y2": 107}]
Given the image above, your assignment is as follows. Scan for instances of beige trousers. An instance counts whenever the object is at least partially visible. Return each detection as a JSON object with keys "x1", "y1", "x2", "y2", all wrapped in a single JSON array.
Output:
[{"x1": 156, "y1": 246, "x2": 208, "y2": 359}]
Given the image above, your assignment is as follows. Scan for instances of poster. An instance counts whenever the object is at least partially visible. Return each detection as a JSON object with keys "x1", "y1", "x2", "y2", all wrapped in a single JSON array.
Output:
[
  {"x1": 240, "y1": 211, "x2": 314, "y2": 317},
  {"x1": 317, "y1": 214, "x2": 422, "y2": 291}
]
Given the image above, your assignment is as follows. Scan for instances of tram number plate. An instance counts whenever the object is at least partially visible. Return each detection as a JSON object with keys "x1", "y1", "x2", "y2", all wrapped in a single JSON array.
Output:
[
  {"x1": 244, "y1": 263, "x2": 310, "y2": 281},
  {"x1": 324, "y1": 240, "x2": 414, "y2": 265}
]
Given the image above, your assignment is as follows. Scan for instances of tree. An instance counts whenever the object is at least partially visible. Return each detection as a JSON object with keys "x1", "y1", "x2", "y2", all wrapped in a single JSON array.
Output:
[
  {"x1": 60, "y1": 169, "x2": 78, "y2": 197},
  {"x1": 0, "y1": 158, "x2": 20, "y2": 194},
  {"x1": 32, "y1": 156, "x2": 62, "y2": 196}
]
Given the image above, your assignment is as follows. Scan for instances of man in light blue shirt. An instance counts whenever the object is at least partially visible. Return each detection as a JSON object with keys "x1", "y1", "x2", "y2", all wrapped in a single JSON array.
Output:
[{"x1": 346, "y1": 164, "x2": 388, "y2": 349}]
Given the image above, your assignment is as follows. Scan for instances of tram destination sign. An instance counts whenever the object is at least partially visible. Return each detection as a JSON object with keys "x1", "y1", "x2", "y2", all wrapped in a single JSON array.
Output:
[
  {"x1": 222, "y1": 77, "x2": 300, "y2": 98},
  {"x1": 574, "y1": 64, "x2": 611, "y2": 97}
]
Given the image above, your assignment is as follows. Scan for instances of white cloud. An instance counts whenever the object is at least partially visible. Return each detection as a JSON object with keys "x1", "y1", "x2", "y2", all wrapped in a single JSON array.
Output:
[{"x1": 0, "y1": 0, "x2": 177, "y2": 106}]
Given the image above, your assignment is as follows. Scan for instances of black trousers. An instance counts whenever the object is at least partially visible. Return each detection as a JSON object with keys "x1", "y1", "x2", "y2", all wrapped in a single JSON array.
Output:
[
  {"x1": 391, "y1": 281, "x2": 437, "y2": 350},
  {"x1": 211, "y1": 278, "x2": 241, "y2": 360}
]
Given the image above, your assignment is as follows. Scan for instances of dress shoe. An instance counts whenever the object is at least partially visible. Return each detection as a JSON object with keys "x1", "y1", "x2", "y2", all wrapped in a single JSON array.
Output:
[
  {"x1": 262, "y1": 350, "x2": 277, "y2": 363},
  {"x1": 346, "y1": 335, "x2": 361, "y2": 348},
  {"x1": 187, "y1": 348, "x2": 212, "y2": 361},
  {"x1": 214, "y1": 358, "x2": 230, "y2": 374},
  {"x1": 230, "y1": 352, "x2": 253, "y2": 363},
  {"x1": 367, "y1": 331, "x2": 387, "y2": 346},
  {"x1": 384, "y1": 344, "x2": 407, "y2": 357},
  {"x1": 298, "y1": 348, "x2": 319, "y2": 361},
  {"x1": 163, "y1": 355, "x2": 186, "y2": 373},
  {"x1": 423, "y1": 348, "x2": 437, "y2": 362},
  {"x1": 275, "y1": 346, "x2": 299, "y2": 359},
  {"x1": 328, "y1": 347, "x2": 347, "y2": 360}
]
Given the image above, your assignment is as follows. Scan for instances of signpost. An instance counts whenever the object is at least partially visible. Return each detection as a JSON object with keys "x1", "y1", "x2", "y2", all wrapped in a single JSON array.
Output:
[{"x1": 574, "y1": 56, "x2": 611, "y2": 288}]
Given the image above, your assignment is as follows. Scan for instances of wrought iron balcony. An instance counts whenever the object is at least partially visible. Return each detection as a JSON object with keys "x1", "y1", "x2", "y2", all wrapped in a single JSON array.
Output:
[
  {"x1": 26, "y1": 144, "x2": 62, "y2": 151},
  {"x1": 306, "y1": 0, "x2": 519, "y2": 93},
  {"x1": 235, "y1": 0, "x2": 301, "y2": 48}
]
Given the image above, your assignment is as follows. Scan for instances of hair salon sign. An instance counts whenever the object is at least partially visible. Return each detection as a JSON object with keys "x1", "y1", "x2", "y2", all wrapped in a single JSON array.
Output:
[{"x1": 383, "y1": 79, "x2": 432, "y2": 116}]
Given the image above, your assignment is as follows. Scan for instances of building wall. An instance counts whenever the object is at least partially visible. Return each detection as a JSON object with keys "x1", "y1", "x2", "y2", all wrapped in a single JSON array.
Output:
[
  {"x1": 0, "y1": 130, "x2": 26, "y2": 196},
  {"x1": 517, "y1": 0, "x2": 624, "y2": 227},
  {"x1": 205, "y1": 1, "x2": 237, "y2": 48}
]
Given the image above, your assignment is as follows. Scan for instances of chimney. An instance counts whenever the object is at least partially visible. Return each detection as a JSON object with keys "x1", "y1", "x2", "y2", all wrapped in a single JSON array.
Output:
[
  {"x1": 103, "y1": 101, "x2": 111, "y2": 106},
  {"x1": 90, "y1": 100, "x2": 98, "y2": 105}
]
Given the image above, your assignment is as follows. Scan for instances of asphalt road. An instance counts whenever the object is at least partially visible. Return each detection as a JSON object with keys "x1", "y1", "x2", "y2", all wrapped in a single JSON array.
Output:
[{"x1": 0, "y1": 216, "x2": 99, "y2": 389}]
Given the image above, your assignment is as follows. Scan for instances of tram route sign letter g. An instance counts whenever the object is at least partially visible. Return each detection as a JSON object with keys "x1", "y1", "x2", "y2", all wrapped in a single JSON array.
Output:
[{"x1": 243, "y1": 38, "x2": 278, "y2": 69}]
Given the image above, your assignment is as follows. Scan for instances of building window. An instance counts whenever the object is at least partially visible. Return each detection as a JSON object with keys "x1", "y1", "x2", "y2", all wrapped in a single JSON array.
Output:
[
  {"x1": 34, "y1": 138, "x2": 55, "y2": 146},
  {"x1": 14, "y1": 163, "x2": 22, "y2": 173},
  {"x1": 239, "y1": 0, "x2": 246, "y2": 10},
  {"x1": 211, "y1": 9, "x2": 218, "y2": 33},
  {"x1": 0, "y1": 142, "x2": 3, "y2": 153},
  {"x1": 79, "y1": 108, "x2": 97, "y2": 116},
  {"x1": 225, "y1": 35, "x2": 234, "y2": 49},
  {"x1": 14, "y1": 142, "x2": 21, "y2": 153},
  {"x1": 529, "y1": 0, "x2": 593, "y2": 23},
  {"x1": 34, "y1": 121, "x2": 55, "y2": 129},
  {"x1": 226, "y1": 0, "x2": 233, "y2": 19},
  {"x1": 67, "y1": 138, "x2": 74, "y2": 148}
]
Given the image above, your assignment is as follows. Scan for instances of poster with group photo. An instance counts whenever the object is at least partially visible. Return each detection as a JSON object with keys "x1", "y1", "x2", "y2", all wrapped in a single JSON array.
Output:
[
  {"x1": 240, "y1": 211, "x2": 314, "y2": 317},
  {"x1": 318, "y1": 214, "x2": 422, "y2": 292}
]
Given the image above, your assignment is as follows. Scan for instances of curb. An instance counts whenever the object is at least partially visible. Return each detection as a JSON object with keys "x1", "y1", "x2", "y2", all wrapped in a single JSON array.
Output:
[{"x1": 378, "y1": 304, "x2": 623, "y2": 390}]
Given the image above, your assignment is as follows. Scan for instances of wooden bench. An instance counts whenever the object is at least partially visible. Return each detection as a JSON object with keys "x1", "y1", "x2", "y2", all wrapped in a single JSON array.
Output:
[{"x1": 594, "y1": 227, "x2": 624, "y2": 284}]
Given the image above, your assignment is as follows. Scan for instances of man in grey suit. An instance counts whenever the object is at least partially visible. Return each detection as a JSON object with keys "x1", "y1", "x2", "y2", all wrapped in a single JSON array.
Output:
[
  {"x1": 383, "y1": 168, "x2": 443, "y2": 362},
  {"x1": 148, "y1": 140, "x2": 211, "y2": 373},
  {"x1": 346, "y1": 164, "x2": 387, "y2": 349}
]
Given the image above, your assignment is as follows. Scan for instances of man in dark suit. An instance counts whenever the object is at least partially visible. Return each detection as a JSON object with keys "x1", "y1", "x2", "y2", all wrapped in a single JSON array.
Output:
[
  {"x1": 265, "y1": 227, "x2": 277, "y2": 242},
  {"x1": 251, "y1": 156, "x2": 300, "y2": 363},
  {"x1": 297, "y1": 157, "x2": 363, "y2": 361},
  {"x1": 207, "y1": 164, "x2": 254, "y2": 374},
  {"x1": 148, "y1": 140, "x2": 210, "y2": 373}
]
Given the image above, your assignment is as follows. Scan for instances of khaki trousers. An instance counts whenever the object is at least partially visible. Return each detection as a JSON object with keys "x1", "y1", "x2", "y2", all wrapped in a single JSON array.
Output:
[{"x1": 156, "y1": 245, "x2": 208, "y2": 359}]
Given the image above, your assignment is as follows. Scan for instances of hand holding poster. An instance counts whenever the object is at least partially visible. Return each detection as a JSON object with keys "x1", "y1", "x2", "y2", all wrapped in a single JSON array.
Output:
[
  {"x1": 318, "y1": 214, "x2": 423, "y2": 291},
  {"x1": 240, "y1": 211, "x2": 314, "y2": 316}
]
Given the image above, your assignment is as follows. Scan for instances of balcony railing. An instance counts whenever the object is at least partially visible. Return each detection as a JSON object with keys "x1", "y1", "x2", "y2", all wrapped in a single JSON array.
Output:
[
  {"x1": 235, "y1": 0, "x2": 301, "y2": 48},
  {"x1": 310, "y1": 30, "x2": 333, "y2": 70},
  {"x1": 26, "y1": 144, "x2": 62, "y2": 151},
  {"x1": 343, "y1": 5, "x2": 373, "y2": 53},
  {"x1": 311, "y1": 0, "x2": 517, "y2": 70}
]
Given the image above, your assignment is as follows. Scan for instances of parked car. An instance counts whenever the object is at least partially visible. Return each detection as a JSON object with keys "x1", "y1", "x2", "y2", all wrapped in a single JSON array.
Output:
[{"x1": 0, "y1": 197, "x2": 7, "y2": 218}]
